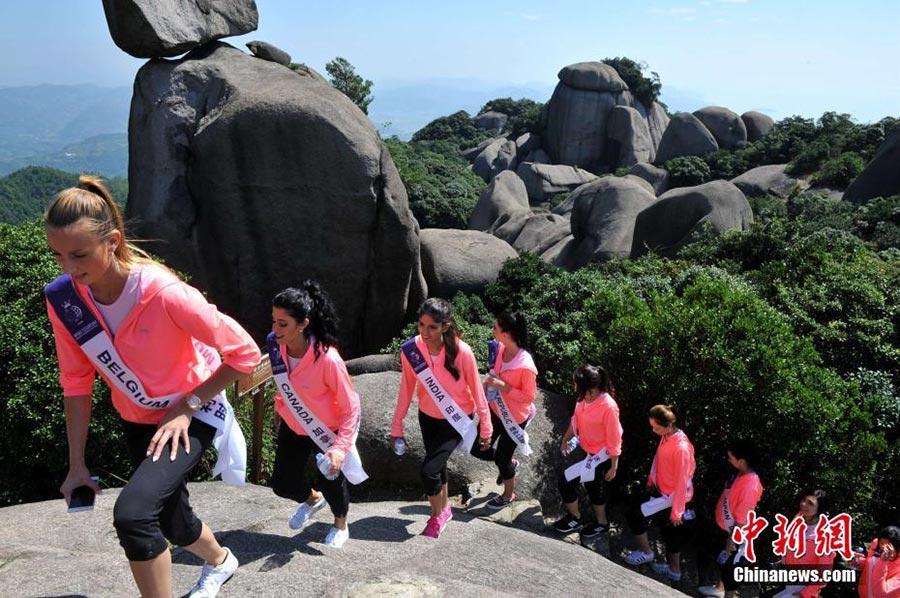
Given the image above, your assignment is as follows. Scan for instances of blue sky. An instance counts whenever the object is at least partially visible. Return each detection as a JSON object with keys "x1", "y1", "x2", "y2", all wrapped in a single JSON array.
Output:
[{"x1": 2, "y1": 0, "x2": 898, "y2": 127}]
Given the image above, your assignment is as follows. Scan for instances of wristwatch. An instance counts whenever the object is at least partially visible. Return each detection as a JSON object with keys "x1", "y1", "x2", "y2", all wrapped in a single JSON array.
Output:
[{"x1": 185, "y1": 394, "x2": 203, "y2": 412}]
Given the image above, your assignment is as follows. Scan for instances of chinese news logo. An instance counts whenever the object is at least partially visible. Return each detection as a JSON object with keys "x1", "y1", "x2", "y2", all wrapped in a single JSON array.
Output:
[{"x1": 731, "y1": 511, "x2": 853, "y2": 563}]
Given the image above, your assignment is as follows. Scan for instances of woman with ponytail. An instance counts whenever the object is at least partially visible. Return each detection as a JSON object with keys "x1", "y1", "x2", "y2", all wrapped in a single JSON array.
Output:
[
  {"x1": 391, "y1": 298, "x2": 492, "y2": 539},
  {"x1": 471, "y1": 312, "x2": 538, "y2": 510},
  {"x1": 44, "y1": 176, "x2": 260, "y2": 598},
  {"x1": 268, "y1": 281, "x2": 365, "y2": 549},
  {"x1": 623, "y1": 404, "x2": 696, "y2": 585}
]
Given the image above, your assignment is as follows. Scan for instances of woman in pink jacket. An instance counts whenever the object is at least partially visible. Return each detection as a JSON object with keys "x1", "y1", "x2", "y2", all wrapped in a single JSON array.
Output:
[
  {"x1": 44, "y1": 177, "x2": 261, "y2": 598},
  {"x1": 269, "y1": 282, "x2": 362, "y2": 549},
  {"x1": 853, "y1": 526, "x2": 900, "y2": 598},
  {"x1": 470, "y1": 312, "x2": 538, "y2": 510},
  {"x1": 767, "y1": 489, "x2": 834, "y2": 597},
  {"x1": 624, "y1": 404, "x2": 696, "y2": 583},
  {"x1": 391, "y1": 298, "x2": 492, "y2": 539}
]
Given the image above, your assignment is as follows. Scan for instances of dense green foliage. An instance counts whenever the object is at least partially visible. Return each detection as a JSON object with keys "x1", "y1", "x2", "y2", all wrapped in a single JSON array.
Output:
[
  {"x1": 603, "y1": 57, "x2": 662, "y2": 107},
  {"x1": 384, "y1": 137, "x2": 485, "y2": 229},
  {"x1": 325, "y1": 57, "x2": 374, "y2": 115},
  {"x1": 478, "y1": 97, "x2": 544, "y2": 137},
  {"x1": 0, "y1": 166, "x2": 127, "y2": 224},
  {"x1": 664, "y1": 156, "x2": 711, "y2": 187},
  {"x1": 410, "y1": 111, "x2": 494, "y2": 150}
]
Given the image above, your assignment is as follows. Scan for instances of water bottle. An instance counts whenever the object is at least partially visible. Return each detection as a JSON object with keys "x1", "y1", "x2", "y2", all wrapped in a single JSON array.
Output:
[
  {"x1": 562, "y1": 435, "x2": 580, "y2": 457},
  {"x1": 392, "y1": 437, "x2": 408, "y2": 456},
  {"x1": 486, "y1": 375, "x2": 500, "y2": 402},
  {"x1": 315, "y1": 452, "x2": 339, "y2": 480}
]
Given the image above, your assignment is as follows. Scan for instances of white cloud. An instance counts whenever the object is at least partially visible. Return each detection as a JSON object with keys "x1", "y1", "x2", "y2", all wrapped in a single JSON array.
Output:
[
  {"x1": 521, "y1": 14, "x2": 543, "y2": 21},
  {"x1": 649, "y1": 7, "x2": 697, "y2": 15}
]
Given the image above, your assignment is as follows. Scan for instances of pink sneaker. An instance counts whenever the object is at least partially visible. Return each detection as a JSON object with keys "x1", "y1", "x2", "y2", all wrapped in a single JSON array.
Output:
[
  {"x1": 422, "y1": 515, "x2": 441, "y2": 539},
  {"x1": 439, "y1": 506, "x2": 453, "y2": 524}
]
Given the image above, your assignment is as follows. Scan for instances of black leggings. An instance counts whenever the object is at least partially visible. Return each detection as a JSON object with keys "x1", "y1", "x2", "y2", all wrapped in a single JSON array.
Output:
[
  {"x1": 419, "y1": 411, "x2": 464, "y2": 496},
  {"x1": 270, "y1": 424, "x2": 350, "y2": 518},
  {"x1": 625, "y1": 492, "x2": 693, "y2": 554},
  {"x1": 114, "y1": 418, "x2": 216, "y2": 562},
  {"x1": 470, "y1": 411, "x2": 530, "y2": 481},
  {"x1": 558, "y1": 458, "x2": 612, "y2": 506}
]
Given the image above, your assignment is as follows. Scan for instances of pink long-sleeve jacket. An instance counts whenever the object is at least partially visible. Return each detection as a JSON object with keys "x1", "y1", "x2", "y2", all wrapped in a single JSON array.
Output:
[
  {"x1": 715, "y1": 471, "x2": 764, "y2": 530},
  {"x1": 489, "y1": 343, "x2": 538, "y2": 423},
  {"x1": 649, "y1": 430, "x2": 696, "y2": 522},
  {"x1": 572, "y1": 393, "x2": 623, "y2": 457},
  {"x1": 273, "y1": 341, "x2": 360, "y2": 459},
  {"x1": 858, "y1": 539, "x2": 900, "y2": 598},
  {"x1": 47, "y1": 264, "x2": 261, "y2": 424},
  {"x1": 392, "y1": 336, "x2": 492, "y2": 439}
]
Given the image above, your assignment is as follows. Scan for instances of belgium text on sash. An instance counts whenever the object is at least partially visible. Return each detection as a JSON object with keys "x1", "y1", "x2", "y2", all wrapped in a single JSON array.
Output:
[{"x1": 267, "y1": 334, "x2": 368, "y2": 484}]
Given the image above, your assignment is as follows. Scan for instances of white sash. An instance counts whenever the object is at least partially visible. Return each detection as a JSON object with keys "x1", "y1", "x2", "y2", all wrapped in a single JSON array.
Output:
[
  {"x1": 564, "y1": 448, "x2": 610, "y2": 482},
  {"x1": 488, "y1": 340, "x2": 533, "y2": 456},
  {"x1": 267, "y1": 334, "x2": 368, "y2": 484},
  {"x1": 401, "y1": 338, "x2": 477, "y2": 455},
  {"x1": 45, "y1": 275, "x2": 246, "y2": 486}
]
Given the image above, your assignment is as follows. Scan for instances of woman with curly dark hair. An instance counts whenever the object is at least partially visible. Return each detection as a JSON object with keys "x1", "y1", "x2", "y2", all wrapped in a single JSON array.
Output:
[{"x1": 268, "y1": 281, "x2": 367, "y2": 549}]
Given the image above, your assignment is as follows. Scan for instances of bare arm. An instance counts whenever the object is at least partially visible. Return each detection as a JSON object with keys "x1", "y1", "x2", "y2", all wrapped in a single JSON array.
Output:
[{"x1": 60, "y1": 395, "x2": 101, "y2": 502}]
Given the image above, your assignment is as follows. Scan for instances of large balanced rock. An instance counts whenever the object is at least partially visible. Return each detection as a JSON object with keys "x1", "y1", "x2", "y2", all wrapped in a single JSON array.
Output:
[
  {"x1": 608, "y1": 105, "x2": 653, "y2": 167},
  {"x1": 730, "y1": 164, "x2": 800, "y2": 198},
  {"x1": 419, "y1": 229, "x2": 518, "y2": 298},
  {"x1": 472, "y1": 137, "x2": 508, "y2": 182},
  {"x1": 692, "y1": 106, "x2": 748, "y2": 150},
  {"x1": 567, "y1": 177, "x2": 658, "y2": 265},
  {"x1": 516, "y1": 162, "x2": 598, "y2": 203},
  {"x1": 636, "y1": 101, "x2": 671, "y2": 162},
  {"x1": 631, "y1": 180, "x2": 753, "y2": 258},
  {"x1": 468, "y1": 171, "x2": 532, "y2": 231},
  {"x1": 511, "y1": 214, "x2": 572, "y2": 255},
  {"x1": 0, "y1": 483, "x2": 676, "y2": 597},
  {"x1": 654, "y1": 112, "x2": 719, "y2": 164},
  {"x1": 126, "y1": 43, "x2": 425, "y2": 356},
  {"x1": 246, "y1": 40, "x2": 291, "y2": 66},
  {"x1": 628, "y1": 162, "x2": 671, "y2": 195},
  {"x1": 542, "y1": 62, "x2": 630, "y2": 171},
  {"x1": 741, "y1": 110, "x2": 776, "y2": 142},
  {"x1": 843, "y1": 128, "x2": 900, "y2": 204},
  {"x1": 474, "y1": 110, "x2": 508, "y2": 132},
  {"x1": 101, "y1": 0, "x2": 259, "y2": 58}
]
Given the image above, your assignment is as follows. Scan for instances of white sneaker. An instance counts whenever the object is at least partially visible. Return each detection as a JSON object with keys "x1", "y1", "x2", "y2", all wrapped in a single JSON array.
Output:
[
  {"x1": 187, "y1": 547, "x2": 238, "y2": 598},
  {"x1": 323, "y1": 526, "x2": 349, "y2": 548},
  {"x1": 698, "y1": 585, "x2": 725, "y2": 597},
  {"x1": 624, "y1": 549, "x2": 655, "y2": 565},
  {"x1": 289, "y1": 495, "x2": 326, "y2": 530},
  {"x1": 652, "y1": 562, "x2": 682, "y2": 581}
]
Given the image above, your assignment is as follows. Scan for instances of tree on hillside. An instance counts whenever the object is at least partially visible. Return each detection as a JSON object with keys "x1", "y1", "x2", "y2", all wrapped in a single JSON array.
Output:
[
  {"x1": 603, "y1": 57, "x2": 662, "y2": 107},
  {"x1": 325, "y1": 57, "x2": 374, "y2": 115}
]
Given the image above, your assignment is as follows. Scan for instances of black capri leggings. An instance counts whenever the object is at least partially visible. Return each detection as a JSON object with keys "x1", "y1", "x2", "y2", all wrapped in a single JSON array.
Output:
[
  {"x1": 419, "y1": 411, "x2": 464, "y2": 496},
  {"x1": 114, "y1": 418, "x2": 216, "y2": 562},
  {"x1": 558, "y1": 458, "x2": 612, "y2": 505},
  {"x1": 270, "y1": 423, "x2": 350, "y2": 518},
  {"x1": 625, "y1": 492, "x2": 693, "y2": 554},
  {"x1": 470, "y1": 411, "x2": 531, "y2": 481}
]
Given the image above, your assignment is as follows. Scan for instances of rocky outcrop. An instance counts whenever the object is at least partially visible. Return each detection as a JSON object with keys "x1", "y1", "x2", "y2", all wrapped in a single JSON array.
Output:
[
  {"x1": 468, "y1": 171, "x2": 532, "y2": 231},
  {"x1": 461, "y1": 137, "x2": 497, "y2": 162},
  {"x1": 472, "y1": 138, "x2": 508, "y2": 182},
  {"x1": 101, "y1": 0, "x2": 259, "y2": 58},
  {"x1": 474, "y1": 111, "x2": 508, "y2": 132},
  {"x1": 636, "y1": 101, "x2": 670, "y2": 162},
  {"x1": 419, "y1": 229, "x2": 518, "y2": 297},
  {"x1": 246, "y1": 40, "x2": 291, "y2": 66},
  {"x1": 692, "y1": 106, "x2": 747, "y2": 150},
  {"x1": 125, "y1": 43, "x2": 425, "y2": 356},
  {"x1": 741, "y1": 111, "x2": 776, "y2": 142},
  {"x1": 631, "y1": 180, "x2": 753, "y2": 258},
  {"x1": 730, "y1": 164, "x2": 800, "y2": 199},
  {"x1": 628, "y1": 163, "x2": 670, "y2": 196},
  {"x1": 491, "y1": 139, "x2": 518, "y2": 179},
  {"x1": 345, "y1": 354, "x2": 400, "y2": 375},
  {"x1": 511, "y1": 214, "x2": 572, "y2": 255},
  {"x1": 567, "y1": 177, "x2": 657, "y2": 265},
  {"x1": 843, "y1": 128, "x2": 900, "y2": 204},
  {"x1": 608, "y1": 105, "x2": 653, "y2": 167},
  {"x1": 654, "y1": 112, "x2": 719, "y2": 164},
  {"x1": 516, "y1": 162, "x2": 598, "y2": 203}
]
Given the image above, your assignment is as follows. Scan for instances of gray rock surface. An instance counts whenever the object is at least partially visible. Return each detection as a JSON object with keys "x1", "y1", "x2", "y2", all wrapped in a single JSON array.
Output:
[
  {"x1": 636, "y1": 101, "x2": 670, "y2": 163},
  {"x1": 628, "y1": 163, "x2": 671, "y2": 196},
  {"x1": 523, "y1": 147, "x2": 551, "y2": 164},
  {"x1": 125, "y1": 43, "x2": 425, "y2": 357},
  {"x1": 516, "y1": 162, "x2": 598, "y2": 203},
  {"x1": 730, "y1": 164, "x2": 799, "y2": 198},
  {"x1": 246, "y1": 40, "x2": 291, "y2": 66},
  {"x1": 540, "y1": 234, "x2": 577, "y2": 268},
  {"x1": 491, "y1": 212, "x2": 533, "y2": 245},
  {"x1": 515, "y1": 132, "x2": 541, "y2": 161},
  {"x1": 553, "y1": 176, "x2": 653, "y2": 216},
  {"x1": 843, "y1": 128, "x2": 900, "y2": 204},
  {"x1": 472, "y1": 137, "x2": 509, "y2": 182},
  {"x1": 511, "y1": 214, "x2": 572, "y2": 255},
  {"x1": 631, "y1": 180, "x2": 753, "y2": 258},
  {"x1": 461, "y1": 137, "x2": 497, "y2": 163},
  {"x1": 491, "y1": 139, "x2": 519, "y2": 179},
  {"x1": 557, "y1": 62, "x2": 628, "y2": 92},
  {"x1": 289, "y1": 63, "x2": 328, "y2": 83},
  {"x1": 468, "y1": 171, "x2": 532, "y2": 232},
  {"x1": 0, "y1": 483, "x2": 676, "y2": 597},
  {"x1": 419, "y1": 229, "x2": 518, "y2": 298},
  {"x1": 741, "y1": 111, "x2": 776, "y2": 142},
  {"x1": 692, "y1": 106, "x2": 748, "y2": 150},
  {"x1": 568, "y1": 177, "x2": 658, "y2": 265},
  {"x1": 345, "y1": 354, "x2": 401, "y2": 376},
  {"x1": 101, "y1": 0, "x2": 259, "y2": 58},
  {"x1": 608, "y1": 105, "x2": 653, "y2": 167},
  {"x1": 474, "y1": 111, "x2": 509, "y2": 132},
  {"x1": 654, "y1": 112, "x2": 719, "y2": 164}
]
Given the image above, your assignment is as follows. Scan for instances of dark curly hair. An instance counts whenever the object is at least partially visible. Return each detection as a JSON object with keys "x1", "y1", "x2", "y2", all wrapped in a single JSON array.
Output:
[
  {"x1": 419, "y1": 298, "x2": 461, "y2": 380},
  {"x1": 272, "y1": 280, "x2": 340, "y2": 361}
]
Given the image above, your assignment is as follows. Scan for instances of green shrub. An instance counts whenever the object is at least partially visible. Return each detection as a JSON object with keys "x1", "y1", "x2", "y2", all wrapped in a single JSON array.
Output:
[
  {"x1": 811, "y1": 152, "x2": 865, "y2": 188},
  {"x1": 478, "y1": 97, "x2": 544, "y2": 137},
  {"x1": 703, "y1": 150, "x2": 750, "y2": 181},
  {"x1": 664, "y1": 156, "x2": 711, "y2": 187},
  {"x1": 602, "y1": 57, "x2": 662, "y2": 107},
  {"x1": 411, "y1": 111, "x2": 493, "y2": 151}
]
